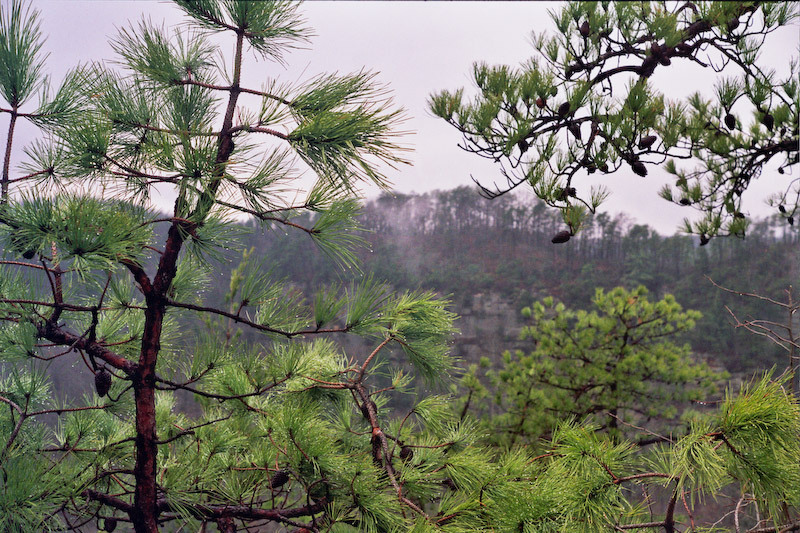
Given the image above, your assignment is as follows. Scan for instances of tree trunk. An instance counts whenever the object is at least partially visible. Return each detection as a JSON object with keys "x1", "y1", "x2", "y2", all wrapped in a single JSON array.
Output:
[
  {"x1": 2, "y1": 108, "x2": 18, "y2": 203},
  {"x1": 131, "y1": 303, "x2": 165, "y2": 533}
]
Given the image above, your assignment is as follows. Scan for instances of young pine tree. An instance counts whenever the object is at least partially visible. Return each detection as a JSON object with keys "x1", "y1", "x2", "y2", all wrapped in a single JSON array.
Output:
[
  {"x1": 458, "y1": 286, "x2": 725, "y2": 447},
  {"x1": 0, "y1": 2, "x2": 474, "y2": 531}
]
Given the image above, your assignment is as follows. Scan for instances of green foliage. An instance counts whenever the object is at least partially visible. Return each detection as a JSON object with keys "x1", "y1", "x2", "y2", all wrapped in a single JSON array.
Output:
[
  {"x1": 384, "y1": 290, "x2": 459, "y2": 383},
  {"x1": 496, "y1": 375, "x2": 800, "y2": 532},
  {"x1": 716, "y1": 376, "x2": 800, "y2": 515},
  {"x1": 174, "y1": 0, "x2": 311, "y2": 62},
  {"x1": 0, "y1": 0, "x2": 44, "y2": 107},
  {"x1": 431, "y1": 1, "x2": 799, "y2": 240},
  {"x1": 309, "y1": 197, "x2": 367, "y2": 270},
  {"x1": 0, "y1": 1, "x2": 441, "y2": 531},
  {"x1": 464, "y1": 286, "x2": 726, "y2": 446},
  {"x1": 289, "y1": 101, "x2": 409, "y2": 190},
  {"x1": 1, "y1": 194, "x2": 153, "y2": 273}
]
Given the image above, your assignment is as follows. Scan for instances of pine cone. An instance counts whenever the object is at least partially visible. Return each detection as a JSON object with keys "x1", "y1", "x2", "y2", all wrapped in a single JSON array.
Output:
[
  {"x1": 360, "y1": 399, "x2": 377, "y2": 420},
  {"x1": 94, "y1": 368, "x2": 112, "y2": 397},
  {"x1": 371, "y1": 428, "x2": 383, "y2": 465},
  {"x1": 399, "y1": 446, "x2": 414, "y2": 462},
  {"x1": 270, "y1": 469, "x2": 290, "y2": 489},
  {"x1": 637, "y1": 135, "x2": 657, "y2": 149},
  {"x1": 724, "y1": 114, "x2": 736, "y2": 130},
  {"x1": 638, "y1": 56, "x2": 658, "y2": 78},
  {"x1": 762, "y1": 113, "x2": 774, "y2": 132},
  {"x1": 551, "y1": 230, "x2": 572, "y2": 244},
  {"x1": 631, "y1": 161, "x2": 648, "y2": 177},
  {"x1": 650, "y1": 42, "x2": 663, "y2": 57}
]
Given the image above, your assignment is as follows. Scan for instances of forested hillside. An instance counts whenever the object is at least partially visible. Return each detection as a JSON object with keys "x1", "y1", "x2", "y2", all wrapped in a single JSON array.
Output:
[{"x1": 225, "y1": 186, "x2": 798, "y2": 374}]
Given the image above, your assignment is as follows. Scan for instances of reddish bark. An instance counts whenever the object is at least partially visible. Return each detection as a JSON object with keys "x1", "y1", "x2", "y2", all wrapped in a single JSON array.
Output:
[{"x1": 130, "y1": 303, "x2": 164, "y2": 532}]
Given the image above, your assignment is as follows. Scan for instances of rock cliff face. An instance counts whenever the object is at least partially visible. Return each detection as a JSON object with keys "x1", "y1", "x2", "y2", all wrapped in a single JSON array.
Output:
[{"x1": 453, "y1": 292, "x2": 526, "y2": 365}]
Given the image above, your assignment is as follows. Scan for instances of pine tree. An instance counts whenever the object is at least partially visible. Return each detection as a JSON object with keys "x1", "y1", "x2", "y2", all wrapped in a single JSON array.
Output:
[
  {"x1": 0, "y1": 1, "x2": 466, "y2": 531},
  {"x1": 482, "y1": 375, "x2": 799, "y2": 532},
  {"x1": 452, "y1": 287, "x2": 800, "y2": 531},
  {"x1": 458, "y1": 286, "x2": 726, "y2": 447},
  {"x1": 430, "y1": 1, "x2": 799, "y2": 242}
]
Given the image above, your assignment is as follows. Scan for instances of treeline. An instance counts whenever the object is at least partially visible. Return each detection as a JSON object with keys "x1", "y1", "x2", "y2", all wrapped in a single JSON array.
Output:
[{"x1": 228, "y1": 186, "x2": 798, "y2": 373}]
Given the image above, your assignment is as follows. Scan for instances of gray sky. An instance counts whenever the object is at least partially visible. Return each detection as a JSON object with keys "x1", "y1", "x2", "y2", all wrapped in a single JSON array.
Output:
[{"x1": 6, "y1": 1, "x2": 799, "y2": 234}]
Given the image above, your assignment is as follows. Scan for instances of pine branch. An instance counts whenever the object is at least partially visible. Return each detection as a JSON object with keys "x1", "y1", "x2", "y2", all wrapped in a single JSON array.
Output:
[
  {"x1": 165, "y1": 298, "x2": 350, "y2": 338},
  {"x1": 156, "y1": 497, "x2": 328, "y2": 524},
  {"x1": 35, "y1": 320, "x2": 136, "y2": 374},
  {"x1": 82, "y1": 490, "x2": 134, "y2": 514},
  {"x1": 614, "y1": 522, "x2": 667, "y2": 531},
  {"x1": 170, "y1": 78, "x2": 293, "y2": 106}
]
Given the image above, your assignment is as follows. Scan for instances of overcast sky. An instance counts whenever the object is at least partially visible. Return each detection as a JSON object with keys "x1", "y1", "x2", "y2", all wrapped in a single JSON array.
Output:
[{"x1": 5, "y1": 1, "x2": 799, "y2": 234}]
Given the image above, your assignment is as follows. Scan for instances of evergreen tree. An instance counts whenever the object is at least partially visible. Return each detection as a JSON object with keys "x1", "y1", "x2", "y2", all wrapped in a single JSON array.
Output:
[
  {"x1": 451, "y1": 286, "x2": 800, "y2": 531},
  {"x1": 0, "y1": 2, "x2": 465, "y2": 531},
  {"x1": 430, "y1": 1, "x2": 799, "y2": 241},
  {"x1": 483, "y1": 375, "x2": 799, "y2": 532},
  {"x1": 457, "y1": 286, "x2": 725, "y2": 447}
]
